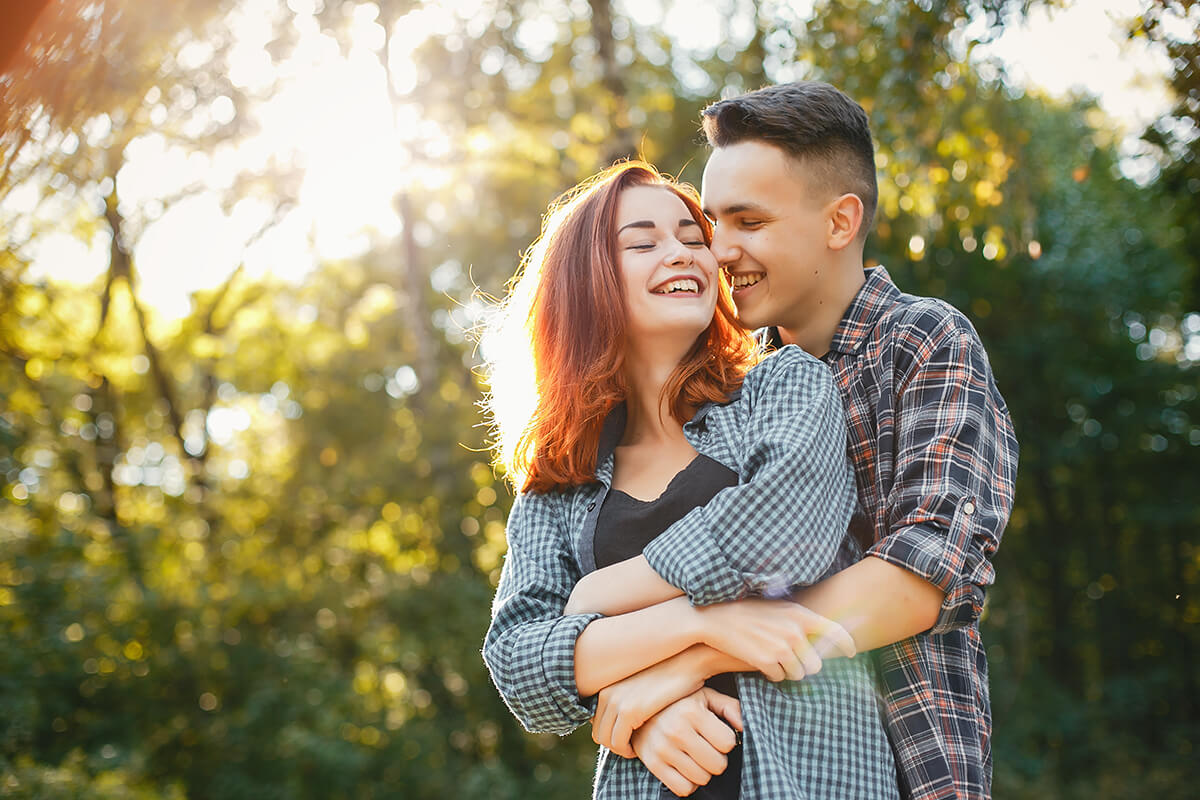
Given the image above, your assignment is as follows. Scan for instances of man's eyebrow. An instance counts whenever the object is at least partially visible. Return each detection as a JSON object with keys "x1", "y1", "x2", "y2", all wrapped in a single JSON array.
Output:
[{"x1": 704, "y1": 202, "x2": 769, "y2": 217}]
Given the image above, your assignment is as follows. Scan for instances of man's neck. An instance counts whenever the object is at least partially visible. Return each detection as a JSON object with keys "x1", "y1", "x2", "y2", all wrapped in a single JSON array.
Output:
[{"x1": 779, "y1": 263, "x2": 866, "y2": 358}]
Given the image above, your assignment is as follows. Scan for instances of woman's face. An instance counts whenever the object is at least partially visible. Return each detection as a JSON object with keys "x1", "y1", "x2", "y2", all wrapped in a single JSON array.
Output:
[{"x1": 614, "y1": 184, "x2": 719, "y2": 351}]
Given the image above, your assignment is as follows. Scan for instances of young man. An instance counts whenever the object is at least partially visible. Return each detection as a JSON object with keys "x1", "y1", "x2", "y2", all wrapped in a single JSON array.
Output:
[{"x1": 600, "y1": 82, "x2": 1018, "y2": 799}]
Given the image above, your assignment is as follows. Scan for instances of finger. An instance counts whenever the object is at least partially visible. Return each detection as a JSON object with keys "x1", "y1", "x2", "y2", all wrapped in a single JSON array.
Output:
[
  {"x1": 635, "y1": 734, "x2": 699, "y2": 796},
  {"x1": 703, "y1": 690, "x2": 743, "y2": 731},
  {"x1": 610, "y1": 712, "x2": 637, "y2": 760},
  {"x1": 591, "y1": 701, "x2": 610, "y2": 747},
  {"x1": 806, "y1": 613, "x2": 857, "y2": 659},
  {"x1": 757, "y1": 656, "x2": 785, "y2": 682},
  {"x1": 594, "y1": 700, "x2": 631, "y2": 757},
  {"x1": 651, "y1": 765, "x2": 697, "y2": 798},
  {"x1": 667, "y1": 738, "x2": 723, "y2": 786},
  {"x1": 690, "y1": 706, "x2": 737, "y2": 759},
  {"x1": 793, "y1": 637, "x2": 823, "y2": 678},
  {"x1": 776, "y1": 651, "x2": 805, "y2": 683}
]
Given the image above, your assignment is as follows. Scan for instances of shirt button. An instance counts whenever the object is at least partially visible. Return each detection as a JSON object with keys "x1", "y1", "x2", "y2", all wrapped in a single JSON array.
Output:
[
  {"x1": 963, "y1": 501, "x2": 976, "y2": 515},
  {"x1": 586, "y1": 501, "x2": 596, "y2": 511}
]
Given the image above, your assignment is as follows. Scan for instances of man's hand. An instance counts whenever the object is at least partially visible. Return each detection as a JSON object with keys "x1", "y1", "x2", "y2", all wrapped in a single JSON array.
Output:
[
  {"x1": 695, "y1": 597, "x2": 855, "y2": 682},
  {"x1": 592, "y1": 648, "x2": 710, "y2": 757},
  {"x1": 631, "y1": 688, "x2": 743, "y2": 798}
]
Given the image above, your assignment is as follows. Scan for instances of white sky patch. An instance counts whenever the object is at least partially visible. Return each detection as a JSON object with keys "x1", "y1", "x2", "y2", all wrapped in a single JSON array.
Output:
[
  {"x1": 25, "y1": 232, "x2": 110, "y2": 286},
  {"x1": 976, "y1": 0, "x2": 1174, "y2": 133},
  {"x1": 134, "y1": 192, "x2": 248, "y2": 319},
  {"x1": 663, "y1": 1, "x2": 725, "y2": 52}
]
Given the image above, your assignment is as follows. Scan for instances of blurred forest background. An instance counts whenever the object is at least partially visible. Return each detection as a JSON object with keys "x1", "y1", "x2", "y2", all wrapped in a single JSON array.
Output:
[{"x1": 1, "y1": 0, "x2": 1197, "y2": 797}]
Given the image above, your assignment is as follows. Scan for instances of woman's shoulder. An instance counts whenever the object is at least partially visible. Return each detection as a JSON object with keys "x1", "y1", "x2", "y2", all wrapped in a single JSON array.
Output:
[{"x1": 740, "y1": 344, "x2": 834, "y2": 399}]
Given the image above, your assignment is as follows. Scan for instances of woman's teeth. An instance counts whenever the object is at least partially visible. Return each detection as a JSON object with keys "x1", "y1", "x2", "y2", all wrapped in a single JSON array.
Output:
[{"x1": 654, "y1": 278, "x2": 700, "y2": 294}]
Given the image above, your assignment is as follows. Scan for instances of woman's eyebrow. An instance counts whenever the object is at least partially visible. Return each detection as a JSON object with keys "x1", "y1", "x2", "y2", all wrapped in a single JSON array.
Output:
[{"x1": 617, "y1": 219, "x2": 698, "y2": 233}]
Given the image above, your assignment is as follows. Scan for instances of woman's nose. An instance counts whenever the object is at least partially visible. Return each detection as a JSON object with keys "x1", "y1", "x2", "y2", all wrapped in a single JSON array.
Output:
[{"x1": 665, "y1": 238, "x2": 693, "y2": 266}]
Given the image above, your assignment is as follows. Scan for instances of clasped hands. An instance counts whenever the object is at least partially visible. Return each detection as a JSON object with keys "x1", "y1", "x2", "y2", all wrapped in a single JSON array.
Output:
[{"x1": 589, "y1": 597, "x2": 855, "y2": 796}]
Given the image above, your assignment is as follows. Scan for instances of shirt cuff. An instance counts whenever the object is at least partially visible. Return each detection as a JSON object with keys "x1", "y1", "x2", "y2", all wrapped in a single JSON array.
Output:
[
  {"x1": 510, "y1": 613, "x2": 602, "y2": 729},
  {"x1": 867, "y1": 497, "x2": 994, "y2": 635}
]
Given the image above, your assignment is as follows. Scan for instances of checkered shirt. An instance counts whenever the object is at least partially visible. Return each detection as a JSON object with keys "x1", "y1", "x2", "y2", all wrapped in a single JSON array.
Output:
[
  {"x1": 765, "y1": 267, "x2": 1019, "y2": 800},
  {"x1": 483, "y1": 346, "x2": 900, "y2": 799}
]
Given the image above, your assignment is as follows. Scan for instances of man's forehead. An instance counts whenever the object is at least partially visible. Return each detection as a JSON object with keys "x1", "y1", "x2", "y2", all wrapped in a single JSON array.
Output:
[
  {"x1": 702, "y1": 144, "x2": 816, "y2": 209},
  {"x1": 702, "y1": 145, "x2": 785, "y2": 205}
]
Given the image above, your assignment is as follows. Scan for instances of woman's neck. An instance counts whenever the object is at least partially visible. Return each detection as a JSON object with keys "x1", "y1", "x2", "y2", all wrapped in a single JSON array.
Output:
[{"x1": 621, "y1": 347, "x2": 689, "y2": 446}]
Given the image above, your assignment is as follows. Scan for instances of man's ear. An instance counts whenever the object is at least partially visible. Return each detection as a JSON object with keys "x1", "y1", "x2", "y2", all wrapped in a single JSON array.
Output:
[{"x1": 827, "y1": 193, "x2": 864, "y2": 251}]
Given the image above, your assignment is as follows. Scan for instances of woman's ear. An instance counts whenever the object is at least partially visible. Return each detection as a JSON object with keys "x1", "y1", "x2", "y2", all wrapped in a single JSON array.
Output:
[{"x1": 827, "y1": 193, "x2": 865, "y2": 251}]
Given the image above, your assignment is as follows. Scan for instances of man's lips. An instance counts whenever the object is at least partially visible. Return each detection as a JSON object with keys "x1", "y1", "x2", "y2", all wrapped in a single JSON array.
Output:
[{"x1": 727, "y1": 271, "x2": 764, "y2": 292}]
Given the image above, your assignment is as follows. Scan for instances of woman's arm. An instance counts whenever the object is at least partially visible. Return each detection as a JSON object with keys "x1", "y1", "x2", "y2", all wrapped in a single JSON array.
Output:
[
  {"x1": 482, "y1": 491, "x2": 604, "y2": 735},
  {"x1": 565, "y1": 554, "x2": 681, "y2": 616},
  {"x1": 573, "y1": 596, "x2": 700, "y2": 696},
  {"x1": 564, "y1": 351, "x2": 852, "y2": 618},
  {"x1": 572, "y1": 589, "x2": 848, "y2": 697},
  {"x1": 640, "y1": 346, "x2": 858, "y2": 606}
]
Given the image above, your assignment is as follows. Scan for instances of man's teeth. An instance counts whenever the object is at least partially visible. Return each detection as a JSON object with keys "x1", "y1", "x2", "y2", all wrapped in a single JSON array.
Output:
[
  {"x1": 654, "y1": 278, "x2": 700, "y2": 294},
  {"x1": 730, "y1": 273, "x2": 764, "y2": 289}
]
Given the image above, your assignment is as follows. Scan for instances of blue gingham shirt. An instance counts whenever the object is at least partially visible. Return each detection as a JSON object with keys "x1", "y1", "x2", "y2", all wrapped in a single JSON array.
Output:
[
  {"x1": 483, "y1": 346, "x2": 900, "y2": 799},
  {"x1": 764, "y1": 267, "x2": 1019, "y2": 800}
]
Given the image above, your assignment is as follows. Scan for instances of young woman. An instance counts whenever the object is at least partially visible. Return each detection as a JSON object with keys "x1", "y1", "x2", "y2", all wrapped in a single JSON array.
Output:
[{"x1": 481, "y1": 162, "x2": 897, "y2": 799}]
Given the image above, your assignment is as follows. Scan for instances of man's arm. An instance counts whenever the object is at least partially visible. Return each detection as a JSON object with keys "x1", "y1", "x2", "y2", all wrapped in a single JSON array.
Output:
[
  {"x1": 864, "y1": 316, "x2": 1019, "y2": 635},
  {"x1": 791, "y1": 555, "x2": 942, "y2": 652}
]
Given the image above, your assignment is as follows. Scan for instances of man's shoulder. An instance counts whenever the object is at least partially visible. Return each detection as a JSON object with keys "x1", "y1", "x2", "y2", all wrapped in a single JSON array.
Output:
[{"x1": 874, "y1": 288, "x2": 982, "y2": 351}]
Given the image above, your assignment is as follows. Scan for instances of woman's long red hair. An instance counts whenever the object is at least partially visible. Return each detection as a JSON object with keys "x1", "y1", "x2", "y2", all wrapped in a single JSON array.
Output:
[{"x1": 484, "y1": 162, "x2": 758, "y2": 493}]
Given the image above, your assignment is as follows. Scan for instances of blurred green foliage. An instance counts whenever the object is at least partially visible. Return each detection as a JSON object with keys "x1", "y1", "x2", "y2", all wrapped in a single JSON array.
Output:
[{"x1": 1, "y1": 0, "x2": 1197, "y2": 797}]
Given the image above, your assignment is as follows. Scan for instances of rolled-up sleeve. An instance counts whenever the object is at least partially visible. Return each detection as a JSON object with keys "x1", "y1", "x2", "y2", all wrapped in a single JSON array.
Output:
[
  {"x1": 643, "y1": 346, "x2": 857, "y2": 606},
  {"x1": 870, "y1": 323, "x2": 1018, "y2": 634},
  {"x1": 482, "y1": 491, "x2": 600, "y2": 734}
]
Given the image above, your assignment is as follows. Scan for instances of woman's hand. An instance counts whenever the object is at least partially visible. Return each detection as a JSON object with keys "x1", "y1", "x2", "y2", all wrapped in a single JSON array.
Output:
[
  {"x1": 591, "y1": 646, "x2": 712, "y2": 757},
  {"x1": 631, "y1": 688, "x2": 743, "y2": 797},
  {"x1": 695, "y1": 597, "x2": 856, "y2": 682}
]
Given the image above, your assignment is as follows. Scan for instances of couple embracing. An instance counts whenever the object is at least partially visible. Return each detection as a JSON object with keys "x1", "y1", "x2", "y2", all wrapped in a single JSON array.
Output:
[{"x1": 481, "y1": 80, "x2": 1018, "y2": 799}]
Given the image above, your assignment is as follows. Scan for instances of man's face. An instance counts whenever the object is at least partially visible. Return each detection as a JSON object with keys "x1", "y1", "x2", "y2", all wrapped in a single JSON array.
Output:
[{"x1": 701, "y1": 140, "x2": 835, "y2": 334}]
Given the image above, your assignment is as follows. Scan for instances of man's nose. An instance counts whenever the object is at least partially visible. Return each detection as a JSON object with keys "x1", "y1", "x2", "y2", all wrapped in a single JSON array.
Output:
[{"x1": 709, "y1": 225, "x2": 738, "y2": 266}]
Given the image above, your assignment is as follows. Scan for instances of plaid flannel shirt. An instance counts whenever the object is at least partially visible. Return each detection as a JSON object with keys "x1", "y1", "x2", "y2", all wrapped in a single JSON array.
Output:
[
  {"x1": 763, "y1": 266, "x2": 1019, "y2": 800},
  {"x1": 483, "y1": 346, "x2": 899, "y2": 799}
]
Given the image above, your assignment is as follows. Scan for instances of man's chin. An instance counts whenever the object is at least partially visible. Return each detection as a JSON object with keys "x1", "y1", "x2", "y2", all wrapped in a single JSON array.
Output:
[{"x1": 733, "y1": 306, "x2": 767, "y2": 332}]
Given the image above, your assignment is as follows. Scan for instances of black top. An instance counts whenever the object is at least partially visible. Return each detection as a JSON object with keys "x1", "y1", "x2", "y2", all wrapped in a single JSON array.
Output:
[{"x1": 593, "y1": 452, "x2": 742, "y2": 800}]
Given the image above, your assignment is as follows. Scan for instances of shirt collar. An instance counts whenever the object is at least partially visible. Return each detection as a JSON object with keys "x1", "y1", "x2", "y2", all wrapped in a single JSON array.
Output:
[
  {"x1": 827, "y1": 266, "x2": 901, "y2": 356},
  {"x1": 758, "y1": 266, "x2": 900, "y2": 357},
  {"x1": 596, "y1": 402, "x2": 627, "y2": 465}
]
